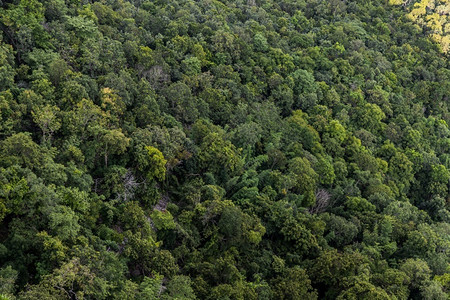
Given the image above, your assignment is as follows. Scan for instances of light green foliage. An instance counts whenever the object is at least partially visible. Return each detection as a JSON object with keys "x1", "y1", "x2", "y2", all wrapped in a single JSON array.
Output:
[
  {"x1": 372, "y1": 268, "x2": 410, "y2": 299},
  {"x1": 36, "y1": 231, "x2": 67, "y2": 264},
  {"x1": 400, "y1": 258, "x2": 432, "y2": 289},
  {"x1": 163, "y1": 275, "x2": 196, "y2": 299},
  {"x1": 400, "y1": 0, "x2": 450, "y2": 52},
  {"x1": 198, "y1": 132, "x2": 241, "y2": 176},
  {"x1": 0, "y1": 42, "x2": 15, "y2": 89},
  {"x1": 286, "y1": 110, "x2": 322, "y2": 153},
  {"x1": 253, "y1": 33, "x2": 269, "y2": 52},
  {"x1": 143, "y1": 146, "x2": 167, "y2": 181},
  {"x1": 0, "y1": 266, "x2": 18, "y2": 296},
  {"x1": 420, "y1": 280, "x2": 448, "y2": 300},
  {"x1": 182, "y1": 57, "x2": 202, "y2": 76},
  {"x1": 434, "y1": 272, "x2": 450, "y2": 294},
  {"x1": 31, "y1": 105, "x2": 61, "y2": 144},
  {"x1": 138, "y1": 275, "x2": 164, "y2": 298},
  {"x1": 1, "y1": 133, "x2": 43, "y2": 169},
  {"x1": 66, "y1": 15, "x2": 98, "y2": 39},
  {"x1": 47, "y1": 205, "x2": 80, "y2": 241},
  {"x1": 337, "y1": 279, "x2": 391, "y2": 299},
  {"x1": 315, "y1": 155, "x2": 336, "y2": 185},
  {"x1": 0, "y1": 0, "x2": 50, "y2": 50},
  {"x1": 0, "y1": 91, "x2": 24, "y2": 137},
  {"x1": 288, "y1": 157, "x2": 318, "y2": 206},
  {"x1": 99, "y1": 129, "x2": 130, "y2": 167},
  {"x1": 151, "y1": 210, "x2": 176, "y2": 231},
  {"x1": 0, "y1": 0, "x2": 448, "y2": 298},
  {"x1": 345, "y1": 196, "x2": 376, "y2": 214},
  {"x1": 272, "y1": 266, "x2": 317, "y2": 299},
  {"x1": 430, "y1": 164, "x2": 450, "y2": 195},
  {"x1": 356, "y1": 103, "x2": 386, "y2": 133}
]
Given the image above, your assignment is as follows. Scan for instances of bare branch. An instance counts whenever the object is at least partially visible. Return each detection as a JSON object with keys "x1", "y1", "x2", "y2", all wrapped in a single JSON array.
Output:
[{"x1": 309, "y1": 189, "x2": 331, "y2": 214}]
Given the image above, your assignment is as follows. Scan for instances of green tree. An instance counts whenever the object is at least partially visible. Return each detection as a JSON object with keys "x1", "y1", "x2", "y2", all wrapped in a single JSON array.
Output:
[
  {"x1": 139, "y1": 146, "x2": 167, "y2": 182},
  {"x1": 31, "y1": 105, "x2": 61, "y2": 144},
  {"x1": 272, "y1": 266, "x2": 317, "y2": 299}
]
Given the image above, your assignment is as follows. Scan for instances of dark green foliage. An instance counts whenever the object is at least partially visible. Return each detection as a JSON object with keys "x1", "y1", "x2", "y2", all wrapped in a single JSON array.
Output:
[{"x1": 0, "y1": 0, "x2": 449, "y2": 298}]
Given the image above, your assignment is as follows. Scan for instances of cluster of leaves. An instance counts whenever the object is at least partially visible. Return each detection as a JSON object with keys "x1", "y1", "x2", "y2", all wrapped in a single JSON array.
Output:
[
  {"x1": 393, "y1": 0, "x2": 450, "y2": 52},
  {"x1": 0, "y1": 0, "x2": 449, "y2": 298}
]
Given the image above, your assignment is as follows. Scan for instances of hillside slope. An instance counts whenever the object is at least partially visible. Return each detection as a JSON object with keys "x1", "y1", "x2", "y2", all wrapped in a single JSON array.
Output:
[{"x1": 0, "y1": 0, "x2": 449, "y2": 298}]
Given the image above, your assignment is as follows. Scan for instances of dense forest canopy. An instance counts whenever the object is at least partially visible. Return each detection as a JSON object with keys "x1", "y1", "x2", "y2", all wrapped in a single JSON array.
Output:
[{"x1": 0, "y1": 0, "x2": 449, "y2": 298}]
